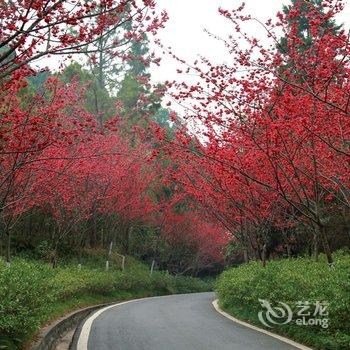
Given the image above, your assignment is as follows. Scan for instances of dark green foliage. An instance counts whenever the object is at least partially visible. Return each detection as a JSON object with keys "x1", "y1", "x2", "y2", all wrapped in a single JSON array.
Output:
[
  {"x1": 153, "y1": 108, "x2": 172, "y2": 130},
  {"x1": 59, "y1": 62, "x2": 116, "y2": 123},
  {"x1": 279, "y1": 0, "x2": 342, "y2": 55},
  {"x1": 216, "y1": 251, "x2": 350, "y2": 349},
  {"x1": 27, "y1": 71, "x2": 51, "y2": 94},
  {"x1": 116, "y1": 33, "x2": 166, "y2": 129},
  {"x1": 128, "y1": 35, "x2": 150, "y2": 76},
  {"x1": 0, "y1": 260, "x2": 55, "y2": 341},
  {"x1": 117, "y1": 72, "x2": 145, "y2": 114}
]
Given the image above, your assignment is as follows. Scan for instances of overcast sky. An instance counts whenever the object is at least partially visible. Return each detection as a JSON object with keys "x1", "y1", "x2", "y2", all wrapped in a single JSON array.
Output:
[{"x1": 149, "y1": 0, "x2": 350, "y2": 84}]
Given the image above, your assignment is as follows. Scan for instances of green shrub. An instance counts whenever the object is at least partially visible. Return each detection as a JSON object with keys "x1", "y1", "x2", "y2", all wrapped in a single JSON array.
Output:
[
  {"x1": 172, "y1": 275, "x2": 212, "y2": 294},
  {"x1": 115, "y1": 270, "x2": 152, "y2": 291},
  {"x1": 51, "y1": 267, "x2": 119, "y2": 299},
  {"x1": 0, "y1": 257, "x2": 212, "y2": 349},
  {"x1": 0, "y1": 259, "x2": 55, "y2": 339},
  {"x1": 216, "y1": 252, "x2": 350, "y2": 349}
]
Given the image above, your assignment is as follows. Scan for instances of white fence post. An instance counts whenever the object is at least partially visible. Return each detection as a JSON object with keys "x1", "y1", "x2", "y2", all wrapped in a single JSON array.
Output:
[
  {"x1": 115, "y1": 253, "x2": 126, "y2": 271},
  {"x1": 106, "y1": 241, "x2": 113, "y2": 271},
  {"x1": 150, "y1": 260, "x2": 155, "y2": 275}
]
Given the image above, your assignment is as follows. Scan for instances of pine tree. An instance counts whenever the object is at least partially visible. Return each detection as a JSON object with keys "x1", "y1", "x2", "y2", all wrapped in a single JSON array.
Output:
[
  {"x1": 116, "y1": 35, "x2": 163, "y2": 127},
  {"x1": 59, "y1": 62, "x2": 116, "y2": 126},
  {"x1": 279, "y1": 0, "x2": 342, "y2": 54}
]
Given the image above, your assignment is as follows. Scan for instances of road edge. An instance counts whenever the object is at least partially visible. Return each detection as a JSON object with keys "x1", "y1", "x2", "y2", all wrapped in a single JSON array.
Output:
[
  {"x1": 29, "y1": 303, "x2": 113, "y2": 350},
  {"x1": 212, "y1": 299, "x2": 313, "y2": 350}
]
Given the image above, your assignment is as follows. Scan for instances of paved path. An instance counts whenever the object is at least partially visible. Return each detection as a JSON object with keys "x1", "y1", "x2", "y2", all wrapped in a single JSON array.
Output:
[{"x1": 74, "y1": 292, "x2": 299, "y2": 350}]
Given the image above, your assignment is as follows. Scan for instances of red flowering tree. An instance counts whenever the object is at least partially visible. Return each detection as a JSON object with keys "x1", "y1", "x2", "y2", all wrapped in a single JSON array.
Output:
[
  {"x1": 26, "y1": 124, "x2": 159, "y2": 265},
  {"x1": 162, "y1": 0, "x2": 349, "y2": 264},
  {"x1": 0, "y1": 76, "x2": 97, "y2": 262}
]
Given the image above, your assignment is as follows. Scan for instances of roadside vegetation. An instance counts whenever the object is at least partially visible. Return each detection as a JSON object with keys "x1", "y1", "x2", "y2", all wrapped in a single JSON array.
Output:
[
  {"x1": 216, "y1": 251, "x2": 350, "y2": 350},
  {"x1": 0, "y1": 251, "x2": 212, "y2": 350}
]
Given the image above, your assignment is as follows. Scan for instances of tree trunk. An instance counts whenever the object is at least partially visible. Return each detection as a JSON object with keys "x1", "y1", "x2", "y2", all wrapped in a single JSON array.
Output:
[
  {"x1": 286, "y1": 243, "x2": 292, "y2": 259},
  {"x1": 255, "y1": 239, "x2": 262, "y2": 261},
  {"x1": 313, "y1": 232, "x2": 319, "y2": 262},
  {"x1": 78, "y1": 240, "x2": 83, "y2": 267},
  {"x1": 246, "y1": 223, "x2": 257, "y2": 260},
  {"x1": 318, "y1": 225, "x2": 333, "y2": 264},
  {"x1": 346, "y1": 225, "x2": 350, "y2": 248},
  {"x1": 252, "y1": 246, "x2": 260, "y2": 261},
  {"x1": 282, "y1": 229, "x2": 292, "y2": 259},
  {"x1": 51, "y1": 249, "x2": 58, "y2": 268},
  {"x1": 5, "y1": 230, "x2": 10, "y2": 264},
  {"x1": 150, "y1": 259, "x2": 155, "y2": 276},
  {"x1": 261, "y1": 243, "x2": 267, "y2": 267},
  {"x1": 90, "y1": 214, "x2": 98, "y2": 248},
  {"x1": 341, "y1": 207, "x2": 350, "y2": 248},
  {"x1": 119, "y1": 222, "x2": 130, "y2": 255},
  {"x1": 243, "y1": 247, "x2": 249, "y2": 263},
  {"x1": 101, "y1": 228, "x2": 104, "y2": 247},
  {"x1": 126, "y1": 225, "x2": 133, "y2": 255}
]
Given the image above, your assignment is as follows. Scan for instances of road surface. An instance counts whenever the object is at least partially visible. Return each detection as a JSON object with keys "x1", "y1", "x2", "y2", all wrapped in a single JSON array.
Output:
[{"x1": 74, "y1": 292, "x2": 299, "y2": 350}]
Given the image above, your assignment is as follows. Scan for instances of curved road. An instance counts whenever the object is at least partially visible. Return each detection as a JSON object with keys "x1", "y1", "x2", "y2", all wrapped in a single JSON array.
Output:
[{"x1": 74, "y1": 292, "x2": 299, "y2": 350}]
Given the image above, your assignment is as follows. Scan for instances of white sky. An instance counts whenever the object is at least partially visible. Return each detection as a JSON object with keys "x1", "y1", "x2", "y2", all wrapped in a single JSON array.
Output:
[{"x1": 149, "y1": 0, "x2": 350, "y2": 84}]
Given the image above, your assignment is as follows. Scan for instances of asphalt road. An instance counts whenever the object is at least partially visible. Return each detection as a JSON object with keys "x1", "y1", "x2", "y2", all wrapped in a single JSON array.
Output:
[{"x1": 74, "y1": 292, "x2": 299, "y2": 350}]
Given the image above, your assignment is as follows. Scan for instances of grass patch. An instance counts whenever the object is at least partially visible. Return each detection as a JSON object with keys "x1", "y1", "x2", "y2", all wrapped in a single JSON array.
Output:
[{"x1": 216, "y1": 251, "x2": 350, "y2": 350}]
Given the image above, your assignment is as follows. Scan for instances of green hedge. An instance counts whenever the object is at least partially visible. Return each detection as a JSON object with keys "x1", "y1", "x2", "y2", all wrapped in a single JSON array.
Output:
[
  {"x1": 216, "y1": 251, "x2": 350, "y2": 350},
  {"x1": 0, "y1": 258, "x2": 211, "y2": 349}
]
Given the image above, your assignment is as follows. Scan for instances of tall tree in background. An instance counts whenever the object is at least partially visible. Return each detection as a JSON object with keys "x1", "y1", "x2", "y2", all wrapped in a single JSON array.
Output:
[
  {"x1": 117, "y1": 33, "x2": 165, "y2": 128},
  {"x1": 80, "y1": 3, "x2": 139, "y2": 126},
  {"x1": 60, "y1": 62, "x2": 116, "y2": 126},
  {"x1": 278, "y1": 0, "x2": 343, "y2": 67},
  {"x1": 280, "y1": 0, "x2": 342, "y2": 52}
]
